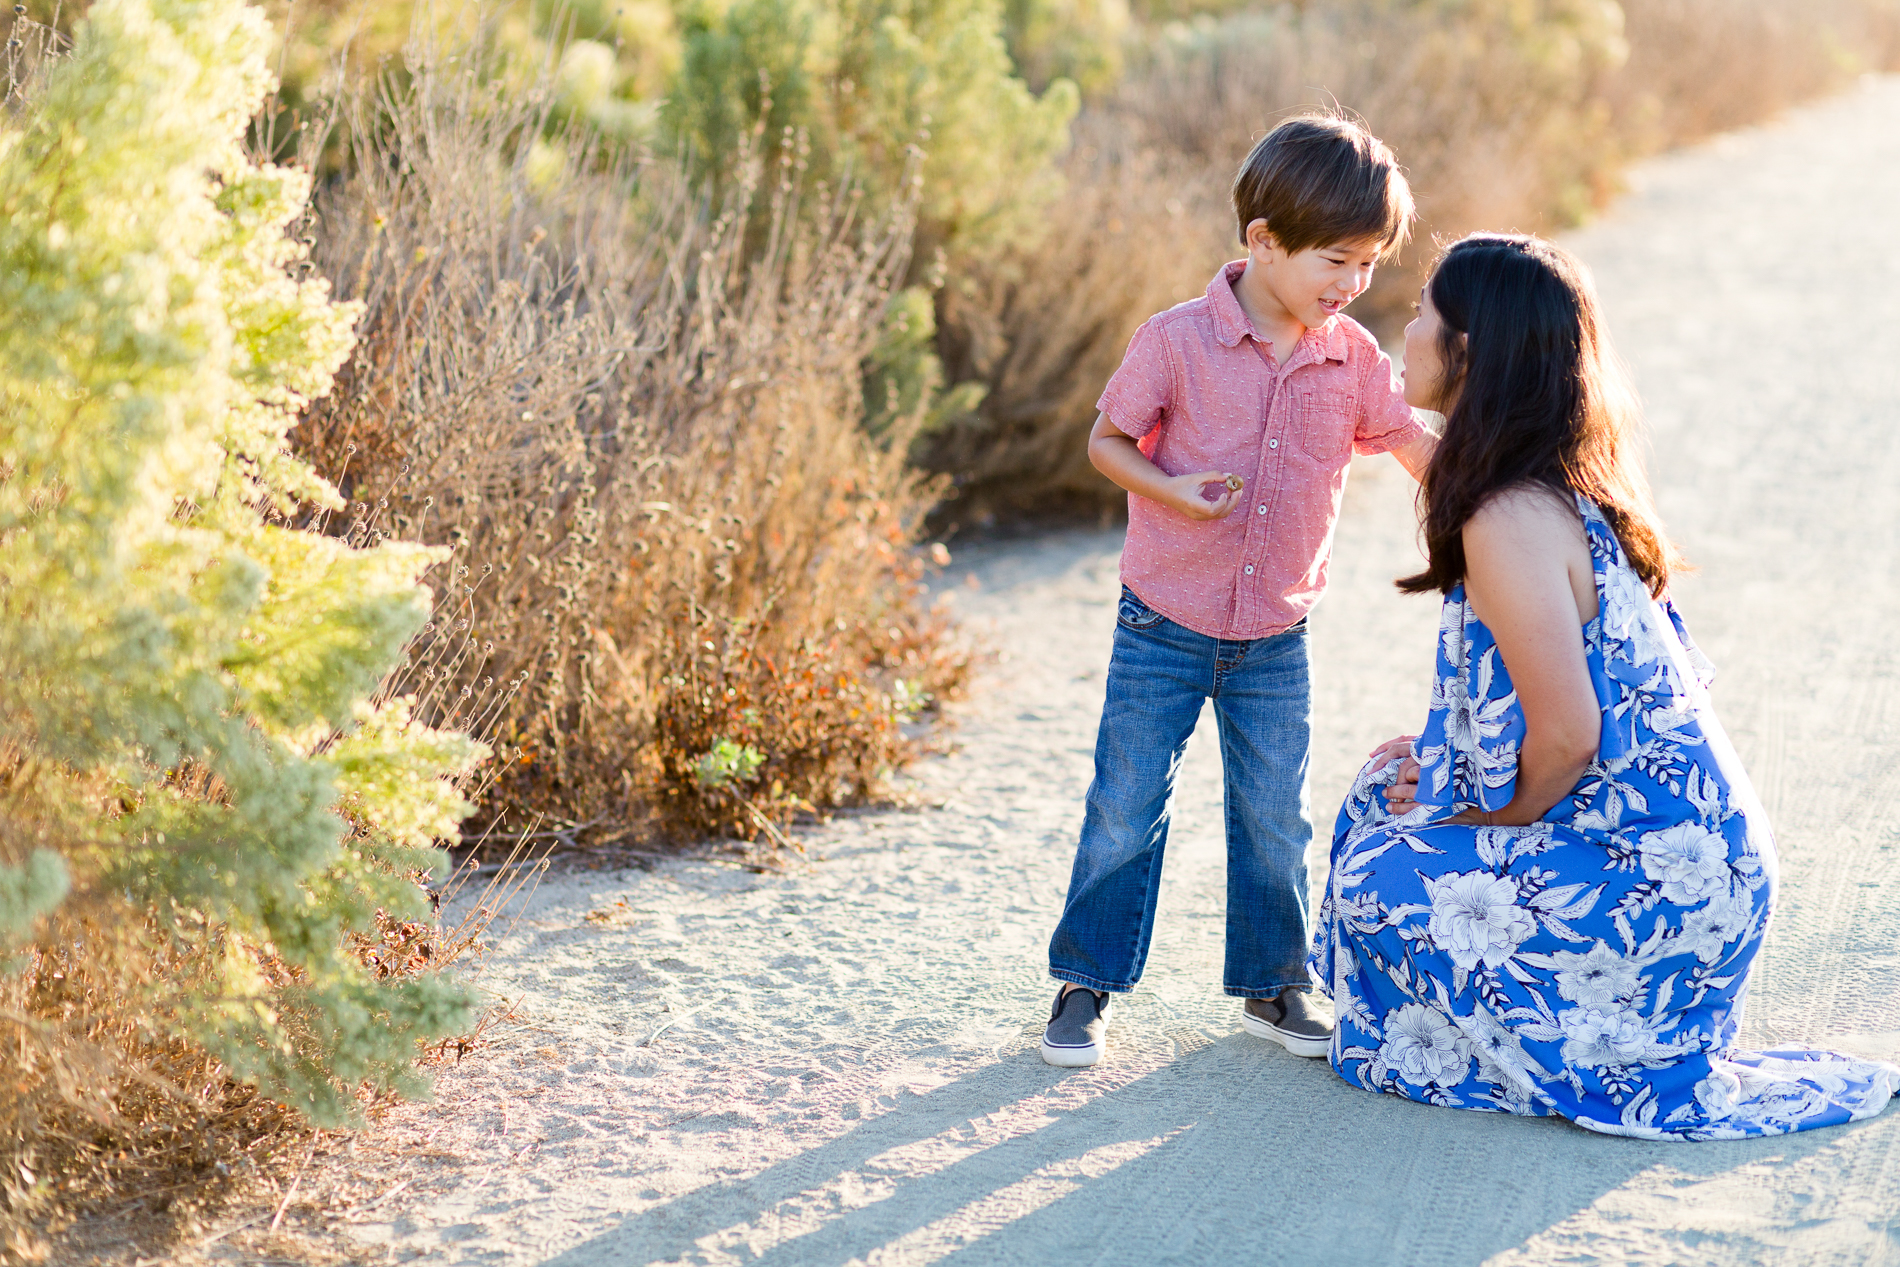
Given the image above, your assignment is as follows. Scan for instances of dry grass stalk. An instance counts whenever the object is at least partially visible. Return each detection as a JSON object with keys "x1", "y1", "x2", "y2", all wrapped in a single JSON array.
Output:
[{"x1": 293, "y1": 36, "x2": 971, "y2": 846}]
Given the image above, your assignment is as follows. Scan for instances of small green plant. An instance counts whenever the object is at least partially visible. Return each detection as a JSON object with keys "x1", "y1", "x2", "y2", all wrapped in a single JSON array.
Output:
[
  {"x1": 890, "y1": 679, "x2": 933, "y2": 719},
  {"x1": 695, "y1": 739, "x2": 769, "y2": 790}
]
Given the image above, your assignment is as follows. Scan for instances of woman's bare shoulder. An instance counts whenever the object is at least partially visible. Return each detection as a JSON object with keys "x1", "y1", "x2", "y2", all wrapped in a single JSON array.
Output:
[{"x1": 1465, "y1": 483, "x2": 1583, "y2": 545}]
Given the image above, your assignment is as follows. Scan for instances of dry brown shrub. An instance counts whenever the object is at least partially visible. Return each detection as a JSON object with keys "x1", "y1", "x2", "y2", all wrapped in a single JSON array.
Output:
[
  {"x1": 925, "y1": 0, "x2": 1900, "y2": 521},
  {"x1": 1, "y1": 906, "x2": 313, "y2": 1262},
  {"x1": 924, "y1": 115, "x2": 1228, "y2": 515},
  {"x1": 293, "y1": 41, "x2": 970, "y2": 847},
  {"x1": 0, "y1": 792, "x2": 546, "y2": 1264}
]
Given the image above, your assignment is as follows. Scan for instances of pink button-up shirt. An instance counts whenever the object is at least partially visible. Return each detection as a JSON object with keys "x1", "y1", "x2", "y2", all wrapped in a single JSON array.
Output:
[{"x1": 1097, "y1": 260, "x2": 1424, "y2": 640}]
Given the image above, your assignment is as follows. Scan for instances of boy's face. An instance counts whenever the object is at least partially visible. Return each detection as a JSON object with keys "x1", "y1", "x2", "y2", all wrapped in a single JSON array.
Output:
[{"x1": 1246, "y1": 223, "x2": 1384, "y2": 329}]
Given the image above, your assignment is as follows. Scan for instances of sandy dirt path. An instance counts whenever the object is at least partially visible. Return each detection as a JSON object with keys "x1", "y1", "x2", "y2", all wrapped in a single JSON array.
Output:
[{"x1": 335, "y1": 78, "x2": 1900, "y2": 1266}]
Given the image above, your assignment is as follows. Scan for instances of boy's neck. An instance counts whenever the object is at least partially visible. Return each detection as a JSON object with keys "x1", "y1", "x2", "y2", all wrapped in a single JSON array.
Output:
[{"x1": 1233, "y1": 260, "x2": 1309, "y2": 367}]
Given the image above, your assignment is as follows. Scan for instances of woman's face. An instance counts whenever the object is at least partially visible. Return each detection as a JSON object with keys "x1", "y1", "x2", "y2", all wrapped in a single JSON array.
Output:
[{"x1": 1401, "y1": 282, "x2": 1457, "y2": 412}]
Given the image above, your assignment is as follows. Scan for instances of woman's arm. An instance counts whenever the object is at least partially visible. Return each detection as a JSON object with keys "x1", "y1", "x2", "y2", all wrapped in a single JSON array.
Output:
[
  {"x1": 1450, "y1": 488, "x2": 1601, "y2": 827},
  {"x1": 1088, "y1": 413, "x2": 1244, "y2": 520}
]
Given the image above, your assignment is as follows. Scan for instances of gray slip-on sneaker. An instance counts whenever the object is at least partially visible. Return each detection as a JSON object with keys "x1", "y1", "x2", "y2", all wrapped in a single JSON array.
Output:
[
  {"x1": 1241, "y1": 989, "x2": 1333, "y2": 1058},
  {"x1": 1040, "y1": 985, "x2": 1112, "y2": 1067}
]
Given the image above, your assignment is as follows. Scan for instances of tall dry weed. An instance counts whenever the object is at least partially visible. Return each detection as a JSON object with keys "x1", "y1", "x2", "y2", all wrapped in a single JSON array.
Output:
[
  {"x1": 0, "y1": 832, "x2": 546, "y2": 1262},
  {"x1": 295, "y1": 39, "x2": 969, "y2": 846},
  {"x1": 925, "y1": 0, "x2": 1900, "y2": 520},
  {"x1": 922, "y1": 114, "x2": 1226, "y2": 515}
]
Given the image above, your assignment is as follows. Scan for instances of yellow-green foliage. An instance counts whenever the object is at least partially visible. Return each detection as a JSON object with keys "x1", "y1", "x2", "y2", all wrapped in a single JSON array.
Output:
[
  {"x1": 664, "y1": 0, "x2": 1078, "y2": 246},
  {"x1": 0, "y1": 0, "x2": 485, "y2": 1123},
  {"x1": 1004, "y1": 0, "x2": 1129, "y2": 94},
  {"x1": 256, "y1": 0, "x2": 1079, "y2": 251}
]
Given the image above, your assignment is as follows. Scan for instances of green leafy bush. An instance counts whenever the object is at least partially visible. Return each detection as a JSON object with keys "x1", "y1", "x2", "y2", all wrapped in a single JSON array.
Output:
[
  {"x1": 665, "y1": 0, "x2": 1078, "y2": 252},
  {"x1": 0, "y1": 0, "x2": 484, "y2": 1193}
]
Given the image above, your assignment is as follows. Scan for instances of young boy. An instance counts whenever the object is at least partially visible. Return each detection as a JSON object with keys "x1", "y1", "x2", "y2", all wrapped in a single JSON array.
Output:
[{"x1": 1041, "y1": 112, "x2": 1436, "y2": 1067}]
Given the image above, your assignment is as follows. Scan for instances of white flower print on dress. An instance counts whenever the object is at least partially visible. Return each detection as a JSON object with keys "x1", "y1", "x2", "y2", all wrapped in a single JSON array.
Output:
[
  {"x1": 1420, "y1": 645, "x2": 1519, "y2": 802},
  {"x1": 1558, "y1": 1005, "x2": 1671, "y2": 1069},
  {"x1": 1638, "y1": 823, "x2": 1733, "y2": 905},
  {"x1": 1686, "y1": 1055, "x2": 1889, "y2": 1135},
  {"x1": 1598, "y1": 557, "x2": 1674, "y2": 671},
  {"x1": 1549, "y1": 942, "x2": 1642, "y2": 1007},
  {"x1": 1380, "y1": 1003, "x2": 1474, "y2": 1087},
  {"x1": 1455, "y1": 1004, "x2": 1550, "y2": 1104},
  {"x1": 1425, "y1": 869, "x2": 1537, "y2": 971},
  {"x1": 1692, "y1": 1063, "x2": 1745, "y2": 1120},
  {"x1": 1677, "y1": 894, "x2": 1755, "y2": 963}
]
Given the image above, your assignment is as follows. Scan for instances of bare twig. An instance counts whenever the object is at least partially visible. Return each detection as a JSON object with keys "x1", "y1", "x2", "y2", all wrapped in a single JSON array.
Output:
[
  {"x1": 339, "y1": 1177, "x2": 415, "y2": 1222},
  {"x1": 269, "y1": 1137, "x2": 319, "y2": 1234}
]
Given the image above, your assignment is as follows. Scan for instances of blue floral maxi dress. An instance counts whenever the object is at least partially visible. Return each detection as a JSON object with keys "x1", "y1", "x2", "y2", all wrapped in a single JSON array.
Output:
[{"x1": 1310, "y1": 496, "x2": 1899, "y2": 1139}]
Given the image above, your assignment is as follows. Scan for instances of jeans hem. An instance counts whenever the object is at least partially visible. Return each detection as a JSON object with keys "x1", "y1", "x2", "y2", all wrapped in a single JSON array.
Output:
[
  {"x1": 1223, "y1": 980, "x2": 1311, "y2": 999},
  {"x1": 1050, "y1": 968, "x2": 1134, "y2": 994}
]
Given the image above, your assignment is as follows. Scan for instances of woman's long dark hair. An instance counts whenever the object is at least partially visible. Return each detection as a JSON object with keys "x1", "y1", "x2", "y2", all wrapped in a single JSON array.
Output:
[{"x1": 1398, "y1": 234, "x2": 1682, "y2": 597}]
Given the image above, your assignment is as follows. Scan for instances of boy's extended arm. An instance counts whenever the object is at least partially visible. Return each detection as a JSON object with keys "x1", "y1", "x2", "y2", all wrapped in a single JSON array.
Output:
[
  {"x1": 1088, "y1": 412, "x2": 1244, "y2": 520},
  {"x1": 1388, "y1": 424, "x2": 1438, "y2": 482}
]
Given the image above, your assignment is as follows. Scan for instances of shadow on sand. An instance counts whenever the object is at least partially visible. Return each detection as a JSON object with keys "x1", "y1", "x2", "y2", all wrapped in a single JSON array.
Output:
[{"x1": 540, "y1": 1026, "x2": 1873, "y2": 1266}]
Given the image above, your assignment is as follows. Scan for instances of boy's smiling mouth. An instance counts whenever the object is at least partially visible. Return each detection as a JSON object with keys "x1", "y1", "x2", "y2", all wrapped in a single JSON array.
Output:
[{"x1": 1318, "y1": 297, "x2": 1346, "y2": 315}]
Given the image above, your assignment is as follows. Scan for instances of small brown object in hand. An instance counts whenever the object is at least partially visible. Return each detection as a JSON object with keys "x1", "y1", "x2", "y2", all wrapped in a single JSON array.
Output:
[{"x1": 1224, "y1": 474, "x2": 1244, "y2": 492}]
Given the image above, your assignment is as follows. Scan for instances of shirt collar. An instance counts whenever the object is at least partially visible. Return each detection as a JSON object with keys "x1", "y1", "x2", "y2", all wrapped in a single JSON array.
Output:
[{"x1": 1207, "y1": 259, "x2": 1347, "y2": 363}]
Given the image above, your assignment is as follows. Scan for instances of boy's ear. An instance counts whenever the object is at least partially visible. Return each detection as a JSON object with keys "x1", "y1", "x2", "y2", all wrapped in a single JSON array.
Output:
[{"x1": 1244, "y1": 218, "x2": 1277, "y2": 256}]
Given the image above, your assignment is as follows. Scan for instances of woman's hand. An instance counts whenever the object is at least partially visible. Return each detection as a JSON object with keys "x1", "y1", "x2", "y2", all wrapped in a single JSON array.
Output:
[
  {"x1": 1385, "y1": 757, "x2": 1422, "y2": 813},
  {"x1": 1369, "y1": 735, "x2": 1422, "y2": 814},
  {"x1": 1367, "y1": 734, "x2": 1417, "y2": 768}
]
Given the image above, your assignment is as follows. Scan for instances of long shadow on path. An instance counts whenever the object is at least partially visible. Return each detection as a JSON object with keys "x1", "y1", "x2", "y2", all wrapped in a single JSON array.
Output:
[{"x1": 542, "y1": 1028, "x2": 1873, "y2": 1267}]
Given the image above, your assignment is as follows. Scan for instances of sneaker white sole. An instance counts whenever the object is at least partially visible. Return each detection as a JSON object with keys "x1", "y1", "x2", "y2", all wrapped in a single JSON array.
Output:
[
  {"x1": 1039, "y1": 1038, "x2": 1105, "y2": 1068},
  {"x1": 1240, "y1": 1010, "x2": 1331, "y2": 1059}
]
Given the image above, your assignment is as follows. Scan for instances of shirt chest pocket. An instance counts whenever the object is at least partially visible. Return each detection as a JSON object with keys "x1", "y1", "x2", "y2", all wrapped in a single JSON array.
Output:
[{"x1": 1296, "y1": 390, "x2": 1355, "y2": 464}]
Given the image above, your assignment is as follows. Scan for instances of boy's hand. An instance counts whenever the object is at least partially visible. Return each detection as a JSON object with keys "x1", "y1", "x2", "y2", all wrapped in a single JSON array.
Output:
[
  {"x1": 1157, "y1": 470, "x2": 1245, "y2": 520},
  {"x1": 1087, "y1": 414, "x2": 1247, "y2": 521}
]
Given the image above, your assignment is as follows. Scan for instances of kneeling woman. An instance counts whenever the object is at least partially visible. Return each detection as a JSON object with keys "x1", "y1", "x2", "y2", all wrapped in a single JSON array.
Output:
[{"x1": 1312, "y1": 234, "x2": 1897, "y2": 1139}]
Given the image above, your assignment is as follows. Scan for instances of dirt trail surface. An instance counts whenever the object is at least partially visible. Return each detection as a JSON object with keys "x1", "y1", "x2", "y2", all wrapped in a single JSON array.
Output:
[{"x1": 340, "y1": 79, "x2": 1900, "y2": 1266}]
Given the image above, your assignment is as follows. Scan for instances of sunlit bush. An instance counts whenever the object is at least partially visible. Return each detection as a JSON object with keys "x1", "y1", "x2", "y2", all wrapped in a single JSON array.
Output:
[
  {"x1": 294, "y1": 40, "x2": 972, "y2": 846},
  {"x1": 0, "y1": 0, "x2": 486, "y2": 1245}
]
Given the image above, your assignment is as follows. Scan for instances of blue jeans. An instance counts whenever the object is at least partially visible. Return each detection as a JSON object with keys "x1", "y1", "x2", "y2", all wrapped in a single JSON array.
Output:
[{"x1": 1049, "y1": 586, "x2": 1314, "y2": 998}]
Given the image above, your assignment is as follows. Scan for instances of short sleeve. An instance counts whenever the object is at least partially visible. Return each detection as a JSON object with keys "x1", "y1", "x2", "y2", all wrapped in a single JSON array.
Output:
[
  {"x1": 1095, "y1": 318, "x2": 1174, "y2": 440},
  {"x1": 1351, "y1": 345, "x2": 1426, "y2": 455}
]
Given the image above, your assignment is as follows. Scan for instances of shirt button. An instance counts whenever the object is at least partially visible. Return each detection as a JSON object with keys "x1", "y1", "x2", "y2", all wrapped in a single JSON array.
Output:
[
  {"x1": 1257, "y1": 505, "x2": 1267, "y2": 515},
  {"x1": 1244, "y1": 565, "x2": 1255, "y2": 575},
  {"x1": 1269, "y1": 438, "x2": 1279, "y2": 449}
]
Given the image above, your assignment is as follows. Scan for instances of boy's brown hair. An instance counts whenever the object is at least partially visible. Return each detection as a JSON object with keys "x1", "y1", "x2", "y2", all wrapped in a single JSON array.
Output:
[{"x1": 1231, "y1": 111, "x2": 1414, "y2": 260}]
